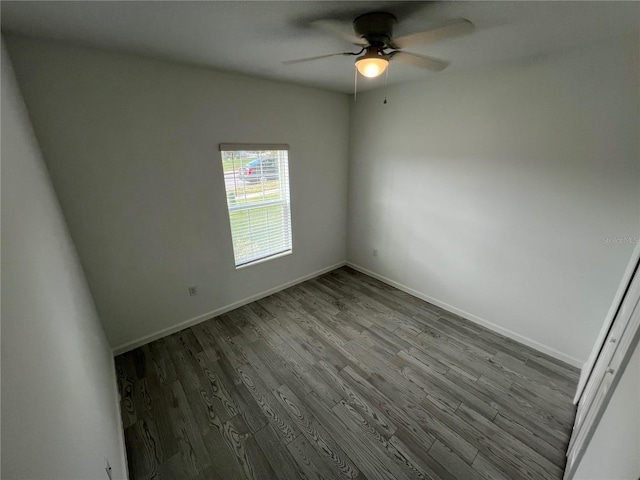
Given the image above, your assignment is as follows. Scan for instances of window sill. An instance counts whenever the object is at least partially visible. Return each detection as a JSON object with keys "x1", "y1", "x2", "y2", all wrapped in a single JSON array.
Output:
[{"x1": 236, "y1": 249, "x2": 292, "y2": 270}]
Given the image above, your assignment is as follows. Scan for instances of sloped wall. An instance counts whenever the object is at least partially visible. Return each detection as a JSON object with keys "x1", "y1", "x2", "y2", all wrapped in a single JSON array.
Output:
[{"x1": 1, "y1": 39, "x2": 127, "y2": 479}]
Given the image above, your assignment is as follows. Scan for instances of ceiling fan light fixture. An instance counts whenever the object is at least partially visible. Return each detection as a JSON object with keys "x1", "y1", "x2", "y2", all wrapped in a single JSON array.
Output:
[{"x1": 355, "y1": 51, "x2": 389, "y2": 78}]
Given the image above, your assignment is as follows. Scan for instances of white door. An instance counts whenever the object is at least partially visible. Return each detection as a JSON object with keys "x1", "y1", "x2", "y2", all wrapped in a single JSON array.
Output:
[
  {"x1": 573, "y1": 241, "x2": 640, "y2": 403},
  {"x1": 564, "y1": 243, "x2": 640, "y2": 480}
]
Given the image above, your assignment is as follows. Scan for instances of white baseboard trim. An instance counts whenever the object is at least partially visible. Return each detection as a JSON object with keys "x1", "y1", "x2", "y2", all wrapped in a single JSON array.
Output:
[
  {"x1": 112, "y1": 261, "x2": 347, "y2": 356},
  {"x1": 113, "y1": 259, "x2": 583, "y2": 368},
  {"x1": 347, "y1": 262, "x2": 583, "y2": 368},
  {"x1": 109, "y1": 355, "x2": 130, "y2": 479}
]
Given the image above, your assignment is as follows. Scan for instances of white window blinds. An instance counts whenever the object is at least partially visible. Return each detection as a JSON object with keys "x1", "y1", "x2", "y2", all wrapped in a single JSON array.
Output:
[{"x1": 219, "y1": 144, "x2": 292, "y2": 267}]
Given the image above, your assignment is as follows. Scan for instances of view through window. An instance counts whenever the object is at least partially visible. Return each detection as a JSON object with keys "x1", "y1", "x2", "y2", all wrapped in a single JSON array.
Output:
[{"x1": 219, "y1": 144, "x2": 292, "y2": 267}]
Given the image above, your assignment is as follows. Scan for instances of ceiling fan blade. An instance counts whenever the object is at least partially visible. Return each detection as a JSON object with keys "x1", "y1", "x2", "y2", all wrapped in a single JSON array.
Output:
[
  {"x1": 389, "y1": 51, "x2": 450, "y2": 71},
  {"x1": 311, "y1": 19, "x2": 368, "y2": 46},
  {"x1": 391, "y1": 18, "x2": 474, "y2": 49},
  {"x1": 282, "y1": 52, "x2": 353, "y2": 65}
]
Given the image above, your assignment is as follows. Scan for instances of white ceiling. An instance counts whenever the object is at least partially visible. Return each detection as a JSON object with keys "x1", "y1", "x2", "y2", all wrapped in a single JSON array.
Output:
[{"x1": 2, "y1": 1, "x2": 639, "y2": 93}]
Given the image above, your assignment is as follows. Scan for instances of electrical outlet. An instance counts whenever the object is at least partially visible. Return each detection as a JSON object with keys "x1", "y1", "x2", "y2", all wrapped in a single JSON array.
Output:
[
  {"x1": 372, "y1": 249, "x2": 378, "y2": 257},
  {"x1": 188, "y1": 286, "x2": 198, "y2": 296},
  {"x1": 104, "y1": 456, "x2": 112, "y2": 480}
]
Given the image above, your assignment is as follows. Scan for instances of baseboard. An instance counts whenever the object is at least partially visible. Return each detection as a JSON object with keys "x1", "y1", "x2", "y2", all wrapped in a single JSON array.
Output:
[
  {"x1": 112, "y1": 261, "x2": 347, "y2": 356},
  {"x1": 109, "y1": 355, "x2": 130, "y2": 479},
  {"x1": 113, "y1": 259, "x2": 583, "y2": 368},
  {"x1": 347, "y1": 262, "x2": 583, "y2": 368}
]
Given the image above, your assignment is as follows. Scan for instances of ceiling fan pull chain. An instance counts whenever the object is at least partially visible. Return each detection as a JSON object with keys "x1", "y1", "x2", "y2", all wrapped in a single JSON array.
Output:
[
  {"x1": 354, "y1": 64, "x2": 358, "y2": 102},
  {"x1": 383, "y1": 62, "x2": 389, "y2": 104}
]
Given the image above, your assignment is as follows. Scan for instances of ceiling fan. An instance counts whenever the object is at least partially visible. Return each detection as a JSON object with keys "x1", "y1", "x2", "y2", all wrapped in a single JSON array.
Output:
[{"x1": 284, "y1": 12, "x2": 475, "y2": 78}]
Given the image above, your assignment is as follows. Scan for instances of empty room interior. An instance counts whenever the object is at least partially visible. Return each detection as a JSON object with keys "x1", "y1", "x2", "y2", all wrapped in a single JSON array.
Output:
[{"x1": 2, "y1": 1, "x2": 640, "y2": 479}]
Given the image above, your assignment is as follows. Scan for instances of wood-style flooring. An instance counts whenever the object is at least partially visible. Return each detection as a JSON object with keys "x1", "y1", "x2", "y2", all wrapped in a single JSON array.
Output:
[{"x1": 115, "y1": 267, "x2": 579, "y2": 480}]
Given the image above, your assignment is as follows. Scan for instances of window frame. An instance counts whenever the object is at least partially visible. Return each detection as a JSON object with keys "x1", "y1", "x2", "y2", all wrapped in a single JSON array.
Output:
[{"x1": 219, "y1": 143, "x2": 292, "y2": 269}]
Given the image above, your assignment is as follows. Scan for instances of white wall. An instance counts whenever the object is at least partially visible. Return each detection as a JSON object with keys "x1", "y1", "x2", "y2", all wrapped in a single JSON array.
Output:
[
  {"x1": 4, "y1": 35, "x2": 350, "y2": 352},
  {"x1": 1, "y1": 39, "x2": 127, "y2": 479},
  {"x1": 574, "y1": 341, "x2": 640, "y2": 480},
  {"x1": 347, "y1": 36, "x2": 640, "y2": 366}
]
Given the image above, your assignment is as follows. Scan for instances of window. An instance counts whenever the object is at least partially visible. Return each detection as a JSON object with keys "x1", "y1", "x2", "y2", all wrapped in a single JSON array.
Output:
[{"x1": 219, "y1": 144, "x2": 292, "y2": 268}]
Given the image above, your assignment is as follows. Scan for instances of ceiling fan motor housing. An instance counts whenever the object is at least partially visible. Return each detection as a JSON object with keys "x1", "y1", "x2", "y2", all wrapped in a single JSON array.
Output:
[{"x1": 353, "y1": 12, "x2": 397, "y2": 47}]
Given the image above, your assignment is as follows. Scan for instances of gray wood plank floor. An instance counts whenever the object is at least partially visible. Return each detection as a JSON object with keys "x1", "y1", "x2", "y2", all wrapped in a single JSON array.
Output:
[{"x1": 115, "y1": 266, "x2": 579, "y2": 480}]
